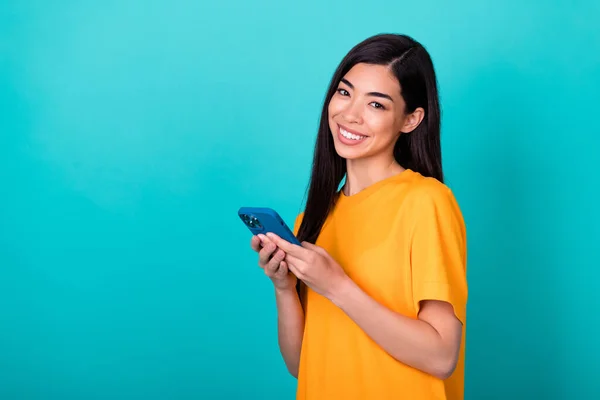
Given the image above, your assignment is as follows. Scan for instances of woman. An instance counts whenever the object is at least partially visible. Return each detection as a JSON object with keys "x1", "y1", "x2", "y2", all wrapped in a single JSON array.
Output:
[{"x1": 251, "y1": 33, "x2": 468, "y2": 400}]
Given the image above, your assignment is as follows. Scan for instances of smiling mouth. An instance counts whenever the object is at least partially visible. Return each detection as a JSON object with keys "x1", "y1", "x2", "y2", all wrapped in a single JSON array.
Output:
[{"x1": 338, "y1": 125, "x2": 368, "y2": 141}]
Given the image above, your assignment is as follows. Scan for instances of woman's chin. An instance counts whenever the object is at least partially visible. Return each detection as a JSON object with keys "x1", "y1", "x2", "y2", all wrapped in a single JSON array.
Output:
[{"x1": 334, "y1": 146, "x2": 366, "y2": 160}]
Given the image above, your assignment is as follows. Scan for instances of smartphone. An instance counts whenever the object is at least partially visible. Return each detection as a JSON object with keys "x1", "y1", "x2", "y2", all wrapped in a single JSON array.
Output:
[{"x1": 238, "y1": 207, "x2": 301, "y2": 246}]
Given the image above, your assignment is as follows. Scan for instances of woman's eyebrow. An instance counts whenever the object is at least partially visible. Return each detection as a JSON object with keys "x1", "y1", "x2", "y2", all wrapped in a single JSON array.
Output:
[{"x1": 340, "y1": 78, "x2": 394, "y2": 102}]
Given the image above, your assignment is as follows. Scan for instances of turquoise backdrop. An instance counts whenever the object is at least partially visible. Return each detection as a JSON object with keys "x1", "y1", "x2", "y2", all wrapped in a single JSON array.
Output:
[{"x1": 1, "y1": 1, "x2": 599, "y2": 399}]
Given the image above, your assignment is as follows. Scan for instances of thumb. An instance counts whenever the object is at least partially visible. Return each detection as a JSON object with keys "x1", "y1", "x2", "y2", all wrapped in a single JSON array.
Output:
[{"x1": 302, "y1": 241, "x2": 328, "y2": 255}]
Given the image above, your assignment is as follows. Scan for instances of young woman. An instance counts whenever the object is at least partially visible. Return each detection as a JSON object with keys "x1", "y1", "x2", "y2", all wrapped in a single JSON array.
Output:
[{"x1": 250, "y1": 33, "x2": 468, "y2": 400}]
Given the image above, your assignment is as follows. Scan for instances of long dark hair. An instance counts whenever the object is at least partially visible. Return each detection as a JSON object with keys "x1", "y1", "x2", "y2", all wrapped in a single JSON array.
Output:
[{"x1": 297, "y1": 33, "x2": 443, "y2": 245}]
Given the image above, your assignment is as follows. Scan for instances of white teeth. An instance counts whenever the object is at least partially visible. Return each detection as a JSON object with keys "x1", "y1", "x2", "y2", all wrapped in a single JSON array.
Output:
[{"x1": 340, "y1": 127, "x2": 366, "y2": 141}]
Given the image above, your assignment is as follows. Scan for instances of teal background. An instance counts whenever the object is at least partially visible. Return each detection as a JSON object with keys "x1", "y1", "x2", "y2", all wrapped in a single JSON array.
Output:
[{"x1": 1, "y1": 1, "x2": 599, "y2": 399}]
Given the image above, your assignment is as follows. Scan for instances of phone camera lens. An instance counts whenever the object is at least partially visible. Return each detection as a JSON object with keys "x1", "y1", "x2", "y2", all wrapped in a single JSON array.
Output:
[
  {"x1": 241, "y1": 214, "x2": 250, "y2": 225},
  {"x1": 241, "y1": 214, "x2": 262, "y2": 229},
  {"x1": 251, "y1": 216, "x2": 262, "y2": 229}
]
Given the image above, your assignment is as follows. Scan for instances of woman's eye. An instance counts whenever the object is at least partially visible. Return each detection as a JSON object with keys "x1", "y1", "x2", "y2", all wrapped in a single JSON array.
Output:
[
  {"x1": 370, "y1": 102, "x2": 385, "y2": 110},
  {"x1": 337, "y1": 88, "x2": 349, "y2": 96}
]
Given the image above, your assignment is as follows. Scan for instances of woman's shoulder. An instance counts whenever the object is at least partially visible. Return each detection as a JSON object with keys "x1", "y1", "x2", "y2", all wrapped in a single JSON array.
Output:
[
  {"x1": 405, "y1": 170, "x2": 454, "y2": 198},
  {"x1": 398, "y1": 170, "x2": 462, "y2": 215}
]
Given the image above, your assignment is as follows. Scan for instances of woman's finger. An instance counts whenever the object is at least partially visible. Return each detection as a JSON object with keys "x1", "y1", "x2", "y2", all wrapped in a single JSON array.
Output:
[
  {"x1": 274, "y1": 260, "x2": 289, "y2": 279},
  {"x1": 283, "y1": 253, "x2": 305, "y2": 270},
  {"x1": 265, "y1": 249, "x2": 286, "y2": 276},
  {"x1": 266, "y1": 233, "x2": 310, "y2": 258},
  {"x1": 250, "y1": 235, "x2": 262, "y2": 252},
  {"x1": 285, "y1": 260, "x2": 303, "y2": 279},
  {"x1": 302, "y1": 241, "x2": 328, "y2": 256},
  {"x1": 258, "y1": 242, "x2": 277, "y2": 267},
  {"x1": 258, "y1": 234, "x2": 275, "y2": 246}
]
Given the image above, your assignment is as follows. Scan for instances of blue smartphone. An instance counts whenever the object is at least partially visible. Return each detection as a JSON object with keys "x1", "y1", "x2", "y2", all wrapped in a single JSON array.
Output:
[{"x1": 238, "y1": 207, "x2": 301, "y2": 246}]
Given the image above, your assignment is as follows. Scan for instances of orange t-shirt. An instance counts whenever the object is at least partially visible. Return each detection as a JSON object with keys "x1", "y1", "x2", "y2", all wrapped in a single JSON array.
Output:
[{"x1": 293, "y1": 169, "x2": 468, "y2": 400}]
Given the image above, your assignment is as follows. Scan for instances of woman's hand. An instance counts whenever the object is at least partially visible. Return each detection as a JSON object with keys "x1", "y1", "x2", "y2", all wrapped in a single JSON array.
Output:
[
  {"x1": 251, "y1": 234, "x2": 297, "y2": 291},
  {"x1": 265, "y1": 233, "x2": 349, "y2": 300}
]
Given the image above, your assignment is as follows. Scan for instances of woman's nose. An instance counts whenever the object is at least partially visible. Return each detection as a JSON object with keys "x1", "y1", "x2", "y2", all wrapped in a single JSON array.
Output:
[{"x1": 341, "y1": 101, "x2": 363, "y2": 124}]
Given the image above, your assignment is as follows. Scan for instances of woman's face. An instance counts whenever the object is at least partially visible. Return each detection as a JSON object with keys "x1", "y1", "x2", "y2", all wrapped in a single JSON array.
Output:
[{"x1": 328, "y1": 63, "x2": 422, "y2": 161}]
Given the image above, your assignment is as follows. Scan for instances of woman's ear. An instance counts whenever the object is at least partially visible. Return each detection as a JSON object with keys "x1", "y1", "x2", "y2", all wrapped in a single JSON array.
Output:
[{"x1": 400, "y1": 107, "x2": 425, "y2": 133}]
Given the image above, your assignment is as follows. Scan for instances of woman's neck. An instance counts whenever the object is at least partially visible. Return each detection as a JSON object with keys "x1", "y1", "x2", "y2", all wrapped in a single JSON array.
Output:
[{"x1": 343, "y1": 157, "x2": 405, "y2": 196}]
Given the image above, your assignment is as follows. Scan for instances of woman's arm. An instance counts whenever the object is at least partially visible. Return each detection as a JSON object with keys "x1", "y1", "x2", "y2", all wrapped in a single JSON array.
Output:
[
  {"x1": 330, "y1": 277, "x2": 462, "y2": 379},
  {"x1": 251, "y1": 234, "x2": 305, "y2": 378},
  {"x1": 266, "y1": 233, "x2": 463, "y2": 380},
  {"x1": 274, "y1": 287, "x2": 305, "y2": 378}
]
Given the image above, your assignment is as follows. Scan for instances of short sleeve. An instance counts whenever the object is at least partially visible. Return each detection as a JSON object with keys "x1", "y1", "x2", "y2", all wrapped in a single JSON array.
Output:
[{"x1": 410, "y1": 184, "x2": 468, "y2": 324}]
